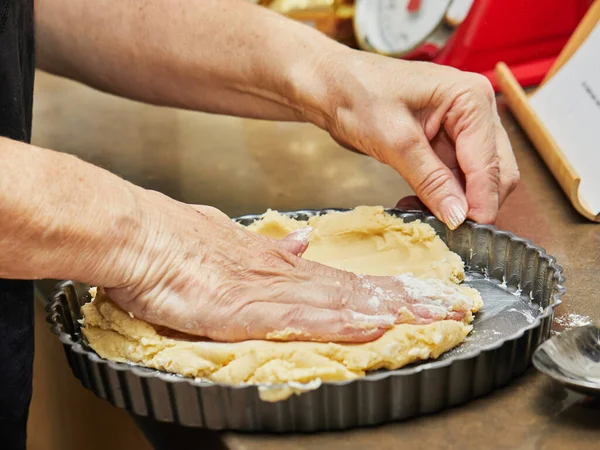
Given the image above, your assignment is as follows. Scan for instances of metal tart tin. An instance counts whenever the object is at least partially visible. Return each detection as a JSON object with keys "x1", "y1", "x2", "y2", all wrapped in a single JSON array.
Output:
[{"x1": 46, "y1": 209, "x2": 565, "y2": 432}]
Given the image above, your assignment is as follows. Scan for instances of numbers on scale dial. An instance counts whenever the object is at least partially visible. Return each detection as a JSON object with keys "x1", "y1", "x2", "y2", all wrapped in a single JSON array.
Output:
[{"x1": 355, "y1": 0, "x2": 453, "y2": 56}]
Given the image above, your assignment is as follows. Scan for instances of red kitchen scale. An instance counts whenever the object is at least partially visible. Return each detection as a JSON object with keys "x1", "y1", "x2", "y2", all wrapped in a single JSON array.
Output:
[
  {"x1": 352, "y1": 0, "x2": 594, "y2": 90},
  {"x1": 264, "y1": 0, "x2": 594, "y2": 91}
]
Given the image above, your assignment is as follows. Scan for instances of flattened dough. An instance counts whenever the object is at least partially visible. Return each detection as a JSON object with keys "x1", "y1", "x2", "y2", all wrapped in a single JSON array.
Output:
[
  {"x1": 247, "y1": 205, "x2": 467, "y2": 283},
  {"x1": 81, "y1": 206, "x2": 482, "y2": 402}
]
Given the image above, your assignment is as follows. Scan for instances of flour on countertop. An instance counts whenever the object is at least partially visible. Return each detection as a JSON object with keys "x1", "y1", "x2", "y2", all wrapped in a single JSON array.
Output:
[{"x1": 554, "y1": 313, "x2": 593, "y2": 329}]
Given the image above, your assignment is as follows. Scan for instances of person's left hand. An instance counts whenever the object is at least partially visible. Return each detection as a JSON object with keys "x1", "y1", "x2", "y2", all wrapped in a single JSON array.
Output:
[{"x1": 100, "y1": 190, "x2": 475, "y2": 343}]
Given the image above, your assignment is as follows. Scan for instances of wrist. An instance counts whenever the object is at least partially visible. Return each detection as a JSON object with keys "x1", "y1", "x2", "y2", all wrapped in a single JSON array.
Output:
[
  {"x1": 53, "y1": 166, "x2": 149, "y2": 288},
  {"x1": 259, "y1": 18, "x2": 351, "y2": 129},
  {"x1": 0, "y1": 140, "x2": 151, "y2": 287},
  {"x1": 87, "y1": 183, "x2": 151, "y2": 288},
  {"x1": 287, "y1": 43, "x2": 356, "y2": 130}
]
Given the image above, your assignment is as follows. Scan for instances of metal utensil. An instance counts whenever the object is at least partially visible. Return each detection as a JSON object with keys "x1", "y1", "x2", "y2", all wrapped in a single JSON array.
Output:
[{"x1": 533, "y1": 324, "x2": 600, "y2": 397}]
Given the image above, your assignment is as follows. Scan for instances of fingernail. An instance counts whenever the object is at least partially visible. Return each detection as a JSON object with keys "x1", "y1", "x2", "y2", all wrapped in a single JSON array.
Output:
[
  {"x1": 439, "y1": 198, "x2": 466, "y2": 230},
  {"x1": 284, "y1": 226, "x2": 313, "y2": 245}
]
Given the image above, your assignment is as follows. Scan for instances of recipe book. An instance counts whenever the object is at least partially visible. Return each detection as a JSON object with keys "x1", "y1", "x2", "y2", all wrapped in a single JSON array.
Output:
[{"x1": 528, "y1": 20, "x2": 600, "y2": 216}]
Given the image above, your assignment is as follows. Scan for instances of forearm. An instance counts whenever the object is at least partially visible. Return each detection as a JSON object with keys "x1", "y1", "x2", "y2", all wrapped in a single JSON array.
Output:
[
  {"x1": 35, "y1": 0, "x2": 346, "y2": 125},
  {"x1": 0, "y1": 137, "x2": 143, "y2": 285}
]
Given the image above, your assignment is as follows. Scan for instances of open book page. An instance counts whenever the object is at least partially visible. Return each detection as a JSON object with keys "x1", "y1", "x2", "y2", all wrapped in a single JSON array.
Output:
[{"x1": 529, "y1": 22, "x2": 600, "y2": 215}]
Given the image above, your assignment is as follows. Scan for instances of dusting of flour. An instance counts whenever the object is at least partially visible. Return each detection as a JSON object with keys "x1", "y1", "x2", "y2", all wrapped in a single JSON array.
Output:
[{"x1": 554, "y1": 313, "x2": 593, "y2": 329}]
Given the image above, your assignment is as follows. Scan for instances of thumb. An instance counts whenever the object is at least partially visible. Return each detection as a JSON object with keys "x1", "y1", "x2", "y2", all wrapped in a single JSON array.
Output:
[
  {"x1": 276, "y1": 227, "x2": 313, "y2": 256},
  {"x1": 384, "y1": 123, "x2": 468, "y2": 230},
  {"x1": 189, "y1": 204, "x2": 313, "y2": 256}
]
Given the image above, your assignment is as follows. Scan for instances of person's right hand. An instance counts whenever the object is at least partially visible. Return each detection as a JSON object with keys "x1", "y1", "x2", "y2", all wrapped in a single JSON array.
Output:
[
  {"x1": 99, "y1": 189, "x2": 475, "y2": 343},
  {"x1": 297, "y1": 52, "x2": 520, "y2": 229}
]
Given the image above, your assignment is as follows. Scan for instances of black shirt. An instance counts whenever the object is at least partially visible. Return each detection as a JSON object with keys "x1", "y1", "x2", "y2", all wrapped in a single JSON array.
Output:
[{"x1": 0, "y1": 1, "x2": 36, "y2": 449}]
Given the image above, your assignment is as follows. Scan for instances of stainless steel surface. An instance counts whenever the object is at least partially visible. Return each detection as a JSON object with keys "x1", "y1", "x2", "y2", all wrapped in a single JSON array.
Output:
[
  {"x1": 28, "y1": 71, "x2": 600, "y2": 449},
  {"x1": 533, "y1": 325, "x2": 600, "y2": 397},
  {"x1": 46, "y1": 209, "x2": 564, "y2": 432}
]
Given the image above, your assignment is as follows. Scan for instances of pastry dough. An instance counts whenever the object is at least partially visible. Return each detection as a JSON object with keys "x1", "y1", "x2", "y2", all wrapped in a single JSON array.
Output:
[
  {"x1": 81, "y1": 206, "x2": 482, "y2": 402},
  {"x1": 248, "y1": 205, "x2": 467, "y2": 283}
]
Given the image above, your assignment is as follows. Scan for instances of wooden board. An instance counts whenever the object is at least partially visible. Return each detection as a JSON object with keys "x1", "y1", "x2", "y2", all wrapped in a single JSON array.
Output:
[{"x1": 495, "y1": 0, "x2": 600, "y2": 222}]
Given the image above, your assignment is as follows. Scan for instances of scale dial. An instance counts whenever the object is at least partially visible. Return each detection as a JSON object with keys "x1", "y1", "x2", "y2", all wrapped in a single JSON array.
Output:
[{"x1": 354, "y1": 0, "x2": 453, "y2": 57}]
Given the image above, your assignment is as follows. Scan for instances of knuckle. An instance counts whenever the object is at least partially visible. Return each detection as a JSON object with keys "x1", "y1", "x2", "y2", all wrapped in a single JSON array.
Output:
[
  {"x1": 395, "y1": 125, "x2": 424, "y2": 150},
  {"x1": 447, "y1": 91, "x2": 481, "y2": 135},
  {"x1": 507, "y1": 170, "x2": 521, "y2": 191},
  {"x1": 468, "y1": 73, "x2": 495, "y2": 103},
  {"x1": 450, "y1": 76, "x2": 495, "y2": 131},
  {"x1": 256, "y1": 248, "x2": 286, "y2": 268},
  {"x1": 370, "y1": 119, "x2": 424, "y2": 157},
  {"x1": 415, "y1": 167, "x2": 454, "y2": 199},
  {"x1": 483, "y1": 155, "x2": 501, "y2": 183}
]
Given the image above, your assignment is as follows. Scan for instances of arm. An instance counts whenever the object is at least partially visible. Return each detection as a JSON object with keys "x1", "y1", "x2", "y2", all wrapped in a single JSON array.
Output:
[
  {"x1": 0, "y1": 137, "x2": 142, "y2": 285},
  {"x1": 0, "y1": 138, "x2": 401, "y2": 342},
  {"x1": 1, "y1": 138, "x2": 475, "y2": 341},
  {"x1": 35, "y1": 0, "x2": 339, "y2": 126},
  {"x1": 35, "y1": 0, "x2": 519, "y2": 232}
]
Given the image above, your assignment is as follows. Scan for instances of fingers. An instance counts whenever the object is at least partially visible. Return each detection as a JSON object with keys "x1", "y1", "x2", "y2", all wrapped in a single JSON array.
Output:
[
  {"x1": 190, "y1": 205, "x2": 314, "y2": 257},
  {"x1": 275, "y1": 227, "x2": 312, "y2": 257},
  {"x1": 263, "y1": 259, "x2": 473, "y2": 323},
  {"x1": 431, "y1": 129, "x2": 466, "y2": 190},
  {"x1": 495, "y1": 121, "x2": 520, "y2": 207},
  {"x1": 209, "y1": 301, "x2": 394, "y2": 343},
  {"x1": 455, "y1": 125, "x2": 499, "y2": 224},
  {"x1": 443, "y1": 77, "x2": 501, "y2": 224},
  {"x1": 256, "y1": 275, "x2": 406, "y2": 318},
  {"x1": 420, "y1": 114, "x2": 517, "y2": 222},
  {"x1": 399, "y1": 129, "x2": 459, "y2": 215},
  {"x1": 383, "y1": 120, "x2": 468, "y2": 230}
]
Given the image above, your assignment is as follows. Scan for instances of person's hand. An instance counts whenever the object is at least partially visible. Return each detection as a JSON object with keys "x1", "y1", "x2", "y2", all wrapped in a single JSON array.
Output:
[
  {"x1": 304, "y1": 52, "x2": 520, "y2": 229},
  {"x1": 100, "y1": 189, "x2": 474, "y2": 343}
]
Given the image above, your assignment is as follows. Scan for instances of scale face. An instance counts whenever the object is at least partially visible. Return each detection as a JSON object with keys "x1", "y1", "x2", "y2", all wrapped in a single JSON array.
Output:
[{"x1": 354, "y1": 0, "x2": 467, "y2": 56}]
